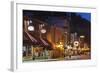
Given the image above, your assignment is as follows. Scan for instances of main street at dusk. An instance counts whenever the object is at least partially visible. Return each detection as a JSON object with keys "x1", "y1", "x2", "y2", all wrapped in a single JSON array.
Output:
[{"x1": 23, "y1": 10, "x2": 91, "y2": 62}]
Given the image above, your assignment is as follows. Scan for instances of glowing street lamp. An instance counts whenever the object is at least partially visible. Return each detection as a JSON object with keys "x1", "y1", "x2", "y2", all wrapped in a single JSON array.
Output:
[
  {"x1": 56, "y1": 42, "x2": 64, "y2": 50},
  {"x1": 80, "y1": 35, "x2": 85, "y2": 38}
]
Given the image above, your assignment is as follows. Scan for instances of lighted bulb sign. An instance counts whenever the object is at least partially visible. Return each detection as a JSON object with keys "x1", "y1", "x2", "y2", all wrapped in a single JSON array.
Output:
[
  {"x1": 40, "y1": 29, "x2": 46, "y2": 33},
  {"x1": 74, "y1": 41, "x2": 79, "y2": 47},
  {"x1": 28, "y1": 26, "x2": 34, "y2": 31},
  {"x1": 27, "y1": 20, "x2": 35, "y2": 31}
]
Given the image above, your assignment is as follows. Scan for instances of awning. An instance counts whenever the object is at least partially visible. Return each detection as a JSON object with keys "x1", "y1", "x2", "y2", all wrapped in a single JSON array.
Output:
[
  {"x1": 23, "y1": 30, "x2": 53, "y2": 50},
  {"x1": 23, "y1": 31, "x2": 38, "y2": 45}
]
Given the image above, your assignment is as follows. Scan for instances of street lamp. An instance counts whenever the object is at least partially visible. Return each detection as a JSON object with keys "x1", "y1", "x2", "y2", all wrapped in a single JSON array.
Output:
[{"x1": 80, "y1": 35, "x2": 85, "y2": 38}]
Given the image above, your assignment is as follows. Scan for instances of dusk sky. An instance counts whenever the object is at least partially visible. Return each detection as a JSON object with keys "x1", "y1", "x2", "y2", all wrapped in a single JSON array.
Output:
[
  {"x1": 23, "y1": 10, "x2": 91, "y2": 22},
  {"x1": 77, "y1": 13, "x2": 91, "y2": 21}
]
